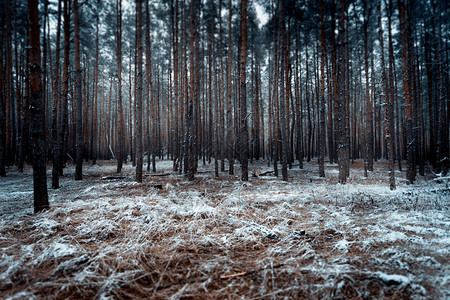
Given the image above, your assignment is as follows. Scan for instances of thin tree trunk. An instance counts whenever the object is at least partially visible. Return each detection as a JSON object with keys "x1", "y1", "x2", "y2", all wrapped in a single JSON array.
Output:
[
  {"x1": 171, "y1": 0, "x2": 179, "y2": 171},
  {"x1": 185, "y1": 0, "x2": 197, "y2": 180},
  {"x1": 363, "y1": 0, "x2": 374, "y2": 174},
  {"x1": 74, "y1": 0, "x2": 83, "y2": 180},
  {"x1": 239, "y1": 0, "x2": 249, "y2": 181},
  {"x1": 129, "y1": 48, "x2": 134, "y2": 166},
  {"x1": 398, "y1": 0, "x2": 415, "y2": 184},
  {"x1": 135, "y1": 0, "x2": 144, "y2": 182},
  {"x1": 92, "y1": 0, "x2": 99, "y2": 165},
  {"x1": 59, "y1": 0, "x2": 70, "y2": 176},
  {"x1": 116, "y1": 0, "x2": 125, "y2": 173},
  {"x1": 50, "y1": 0, "x2": 62, "y2": 188},
  {"x1": 227, "y1": 0, "x2": 234, "y2": 175},
  {"x1": 5, "y1": 1, "x2": 13, "y2": 167},
  {"x1": 0, "y1": 43, "x2": 5, "y2": 177},
  {"x1": 145, "y1": 0, "x2": 154, "y2": 173},
  {"x1": 318, "y1": 0, "x2": 326, "y2": 177},
  {"x1": 379, "y1": 0, "x2": 395, "y2": 189},
  {"x1": 294, "y1": 29, "x2": 303, "y2": 169},
  {"x1": 337, "y1": 0, "x2": 348, "y2": 184},
  {"x1": 279, "y1": 0, "x2": 289, "y2": 181},
  {"x1": 28, "y1": 0, "x2": 49, "y2": 213},
  {"x1": 218, "y1": 0, "x2": 225, "y2": 172}
]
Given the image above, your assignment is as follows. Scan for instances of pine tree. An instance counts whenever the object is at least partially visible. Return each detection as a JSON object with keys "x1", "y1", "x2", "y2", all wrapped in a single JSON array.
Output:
[
  {"x1": 378, "y1": 0, "x2": 395, "y2": 190},
  {"x1": 318, "y1": 0, "x2": 326, "y2": 178},
  {"x1": 74, "y1": 0, "x2": 83, "y2": 180},
  {"x1": 28, "y1": 0, "x2": 49, "y2": 213},
  {"x1": 337, "y1": 0, "x2": 348, "y2": 184},
  {"x1": 116, "y1": 0, "x2": 125, "y2": 173},
  {"x1": 135, "y1": 0, "x2": 144, "y2": 183},
  {"x1": 398, "y1": 0, "x2": 415, "y2": 184},
  {"x1": 239, "y1": 0, "x2": 249, "y2": 181},
  {"x1": 50, "y1": 0, "x2": 62, "y2": 189}
]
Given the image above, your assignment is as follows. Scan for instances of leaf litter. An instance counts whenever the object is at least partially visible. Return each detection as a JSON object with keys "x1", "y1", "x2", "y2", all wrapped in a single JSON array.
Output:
[{"x1": 0, "y1": 159, "x2": 449, "y2": 299}]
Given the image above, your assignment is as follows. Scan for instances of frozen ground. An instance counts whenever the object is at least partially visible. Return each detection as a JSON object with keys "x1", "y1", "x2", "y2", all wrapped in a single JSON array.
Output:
[{"x1": 0, "y1": 159, "x2": 449, "y2": 299}]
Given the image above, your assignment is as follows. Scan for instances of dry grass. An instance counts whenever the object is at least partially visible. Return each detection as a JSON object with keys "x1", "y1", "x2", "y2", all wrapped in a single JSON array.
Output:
[{"x1": 0, "y1": 159, "x2": 448, "y2": 299}]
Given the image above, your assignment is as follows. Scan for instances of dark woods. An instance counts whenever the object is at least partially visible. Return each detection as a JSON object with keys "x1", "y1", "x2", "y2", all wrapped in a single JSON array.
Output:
[{"x1": 0, "y1": 0, "x2": 448, "y2": 211}]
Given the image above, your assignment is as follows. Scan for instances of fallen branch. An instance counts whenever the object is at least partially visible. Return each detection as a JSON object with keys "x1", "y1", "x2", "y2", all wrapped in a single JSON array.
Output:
[
  {"x1": 145, "y1": 173, "x2": 172, "y2": 177},
  {"x1": 252, "y1": 170, "x2": 275, "y2": 177},
  {"x1": 101, "y1": 176, "x2": 126, "y2": 180},
  {"x1": 66, "y1": 153, "x2": 74, "y2": 161}
]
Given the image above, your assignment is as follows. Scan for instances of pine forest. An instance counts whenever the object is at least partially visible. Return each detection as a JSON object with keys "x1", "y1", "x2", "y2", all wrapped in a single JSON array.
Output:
[{"x1": 0, "y1": 0, "x2": 449, "y2": 298}]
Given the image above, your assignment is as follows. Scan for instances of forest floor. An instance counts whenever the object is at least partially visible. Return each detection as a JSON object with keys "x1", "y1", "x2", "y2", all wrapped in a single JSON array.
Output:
[{"x1": 0, "y1": 159, "x2": 449, "y2": 299}]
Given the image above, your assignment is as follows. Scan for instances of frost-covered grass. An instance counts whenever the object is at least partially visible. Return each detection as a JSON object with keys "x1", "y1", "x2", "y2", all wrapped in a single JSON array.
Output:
[{"x1": 0, "y1": 160, "x2": 449, "y2": 299}]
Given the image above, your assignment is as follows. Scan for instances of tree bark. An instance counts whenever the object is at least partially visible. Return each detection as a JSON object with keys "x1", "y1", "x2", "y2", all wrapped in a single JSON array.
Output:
[
  {"x1": 116, "y1": 0, "x2": 125, "y2": 173},
  {"x1": 28, "y1": 0, "x2": 49, "y2": 213},
  {"x1": 92, "y1": 0, "x2": 99, "y2": 165},
  {"x1": 318, "y1": 0, "x2": 326, "y2": 177},
  {"x1": 239, "y1": 0, "x2": 249, "y2": 181},
  {"x1": 50, "y1": 0, "x2": 62, "y2": 189},
  {"x1": 337, "y1": 0, "x2": 348, "y2": 184},
  {"x1": 135, "y1": 0, "x2": 144, "y2": 182},
  {"x1": 363, "y1": 0, "x2": 374, "y2": 174},
  {"x1": 185, "y1": 0, "x2": 198, "y2": 180},
  {"x1": 74, "y1": 0, "x2": 83, "y2": 180},
  {"x1": 226, "y1": 0, "x2": 234, "y2": 175},
  {"x1": 398, "y1": 0, "x2": 415, "y2": 184},
  {"x1": 378, "y1": 0, "x2": 395, "y2": 190},
  {"x1": 0, "y1": 43, "x2": 5, "y2": 177},
  {"x1": 145, "y1": 0, "x2": 154, "y2": 173},
  {"x1": 279, "y1": 0, "x2": 289, "y2": 181}
]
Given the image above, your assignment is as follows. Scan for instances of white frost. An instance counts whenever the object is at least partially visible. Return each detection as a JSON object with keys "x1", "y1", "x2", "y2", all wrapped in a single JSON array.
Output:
[{"x1": 376, "y1": 271, "x2": 411, "y2": 285}]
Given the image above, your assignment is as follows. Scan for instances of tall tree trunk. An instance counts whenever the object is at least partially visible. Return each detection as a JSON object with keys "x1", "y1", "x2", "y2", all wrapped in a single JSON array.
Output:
[
  {"x1": 28, "y1": 0, "x2": 49, "y2": 213},
  {"x1": 128, "y1": 48, "x2": 134, "y2": 166},
  {"x1": 92, "y1": 0, "x2": 99, "y2": 165},
  {"x1": 185, "y1": 0, "x2": 197, "y2": 180},
  {"x1": 116, "y1": 0, "x2": 125, "y2": 173},
  {"x1": 379, "y1": 0, "x2": 395, "y2": 189},
  {"x1": 135, "y1": 0, "x2": 144, "y2": 182},
  {"x1": 330, "y1": 1, "x2": 339, "y2": 165},
  {"x1": 208, "y1": 0, "x2": 218, "y2": 176},
  {"x1": 272, "y1": 33, "x2": 280, "y2": 177},
  {"x1": 226, "y1": 0, "x2": 234, "y2": 175},
  {"x1": 386, "y1": 0, "x2": 401, "y2": 171},
  {"x1": 74, "y1": 0, "x2": 83, "y2": 180},
  {"x1": 239, "y1": 0, "x2": 249, "y2": 181},
  {"x1": 5, "y1": 1, "x2": 13, "y2": 167},
  {"x1": 294, "y1": 29, "x2": 304, "y2": 169},
  {"x1": 50, "y1": 0, "x2": 62, "y2": 188},
  {"x1": 59, "y1": 0, "x2": 70, "y2": 176},
  {"x1": 0, "y1": 43, "x2": 5, "y2": 177},
  {"x1": 145, "y1": 0, "x2": 154, "y2": 173},
  {"x1": 305, "y1": 45, "x2": 312, "y2": 163},
  {"x1": 363, "y1": 0, "x2": 374, "y2": 174},
  {"x1": 337, "y1": 0, "x2": 348, "y2": 184},
  {"x1": 318, "y1": 0, "x2": 326, "y2": 177},
  {"x1": 14, "y1": 0, "x2": 21, "y2": 169},
  {"x1": 398, "y1": 0, "x2": 415, "y2": 184},
  {"x1": 42, "y1": 0, "x2": 48, "y2": 161},
  {"x1": 171, "y1": 0, "x2": 179, "y2": 171},
  {"x1": 279, "y1": 0, "x2": 288, "y2": 181},
  {"x1": 218, "y1": 0, "x2": 226, "y2": 172}
]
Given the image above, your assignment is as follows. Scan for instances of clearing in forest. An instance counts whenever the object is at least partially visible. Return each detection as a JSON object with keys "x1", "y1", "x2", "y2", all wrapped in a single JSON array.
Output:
[{"x1": 0, "y1": 160, "x2": 449, "y2": 299}]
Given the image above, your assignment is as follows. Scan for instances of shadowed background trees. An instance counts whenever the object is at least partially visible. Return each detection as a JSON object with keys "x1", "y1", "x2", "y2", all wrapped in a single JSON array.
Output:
[{"x1": 0, "y1": 0, "x2": 448, "y2": 193}]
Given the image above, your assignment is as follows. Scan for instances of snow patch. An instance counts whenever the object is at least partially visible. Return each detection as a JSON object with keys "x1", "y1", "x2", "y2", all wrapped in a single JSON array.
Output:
[{"x1": 376, "y1": 271, "x2": 411, "y2": 285}]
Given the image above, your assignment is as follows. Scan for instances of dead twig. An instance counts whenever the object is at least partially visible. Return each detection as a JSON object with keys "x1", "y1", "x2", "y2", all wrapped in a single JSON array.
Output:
[{"x1": 219, "y1": 271, "x2": 247, "y2": 279}]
